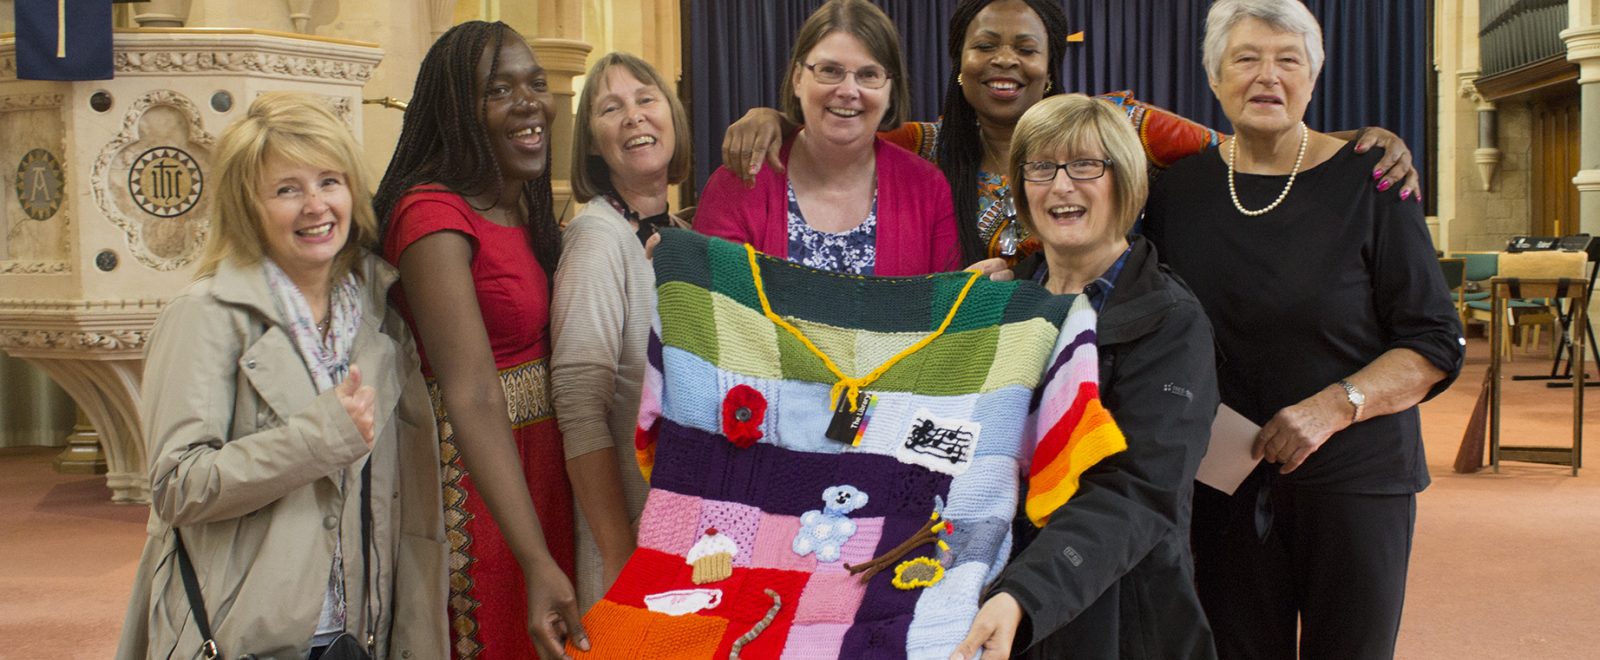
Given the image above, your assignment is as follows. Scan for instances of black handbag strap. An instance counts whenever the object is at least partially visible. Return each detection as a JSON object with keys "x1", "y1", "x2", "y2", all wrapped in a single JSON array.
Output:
[
  {"x1": 358, "y1": 457, "x2": 376, "y2": 654},
  {"x1": 173, "y1": 529, "x2": 220, "y2": 660},
  {"x1": 172, "y1": 459, "x2": 376, "y2": 660}
]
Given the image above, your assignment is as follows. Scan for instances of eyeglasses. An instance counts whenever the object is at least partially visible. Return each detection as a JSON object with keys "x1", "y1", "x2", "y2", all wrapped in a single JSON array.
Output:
[
  {"x1": 803, "y1": 62, "x2": 892, "y2": 89},
  {"x1": 1020, "y1": 159, "x2": 1113, "y2": 183}
]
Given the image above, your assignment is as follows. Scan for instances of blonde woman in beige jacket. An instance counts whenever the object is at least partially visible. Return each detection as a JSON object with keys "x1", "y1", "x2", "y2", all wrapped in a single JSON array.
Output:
[{"x1": 117, "y1": 94, "x2": 447, "y2": 660}]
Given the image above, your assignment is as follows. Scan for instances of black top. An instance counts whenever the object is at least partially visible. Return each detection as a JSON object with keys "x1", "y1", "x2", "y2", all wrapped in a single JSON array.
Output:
[
  {"x1": 1144, "y1": 142, "x2": 1463, "y2": 494},
  {"x1": 999, "y1": 237, "x2": 1219, "y2": 658}
]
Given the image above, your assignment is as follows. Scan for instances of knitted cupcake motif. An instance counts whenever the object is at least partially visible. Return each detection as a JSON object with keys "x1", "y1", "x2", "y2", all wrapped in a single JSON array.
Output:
[{"x1": 686, "y1": 528, "x2": 738, "y2": 584}]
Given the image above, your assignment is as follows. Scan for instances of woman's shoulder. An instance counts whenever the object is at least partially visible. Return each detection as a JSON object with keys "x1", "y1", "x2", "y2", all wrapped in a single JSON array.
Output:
[
  {"x1": 383, "y1": 187, "x2": 485, "y2": 259},
  {"x1": 564, "y1": 202, "x2": 640, "y2": 245},
  {"x1": 391, "y1": 185, "x2": 477, "y2": 218}
]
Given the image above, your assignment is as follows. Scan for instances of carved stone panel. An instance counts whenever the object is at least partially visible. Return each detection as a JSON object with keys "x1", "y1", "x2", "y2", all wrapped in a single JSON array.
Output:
[
  {"x1": 90, "y1": 90, "x2": 216, "y2": 271},
  {"x1": 0, "y1": 93, "x2": 70, "y2": 274}
]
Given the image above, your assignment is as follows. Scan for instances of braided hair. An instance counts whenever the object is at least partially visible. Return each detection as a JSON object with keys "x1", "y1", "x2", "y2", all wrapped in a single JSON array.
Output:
[
  {"x1": 374, "y1": 20, "x2": 560, "y2": 283},
  {"x1": 937, "y1": 0, "x2": 1070, "y2": 263}
]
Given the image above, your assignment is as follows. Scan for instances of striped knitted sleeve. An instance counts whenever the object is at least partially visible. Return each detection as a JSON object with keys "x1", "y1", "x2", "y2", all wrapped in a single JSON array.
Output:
[{"x1": 1024, "y1": 296, "x2": 1128, "y2": 527}]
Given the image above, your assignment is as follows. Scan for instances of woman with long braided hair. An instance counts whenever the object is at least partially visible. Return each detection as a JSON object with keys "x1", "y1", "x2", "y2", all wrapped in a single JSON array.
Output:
[
  {"x1": 376, "y1": 21, "x2": 586, "y2": 659},
  {"x1": 722, "y1": 0, "x2": 1420, "y2": 265}
]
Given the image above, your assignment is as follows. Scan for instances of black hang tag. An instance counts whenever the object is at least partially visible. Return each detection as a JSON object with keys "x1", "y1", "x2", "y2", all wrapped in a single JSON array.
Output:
[{"x1": 825, "y1": 390, "x2": 872, "y2": 445}]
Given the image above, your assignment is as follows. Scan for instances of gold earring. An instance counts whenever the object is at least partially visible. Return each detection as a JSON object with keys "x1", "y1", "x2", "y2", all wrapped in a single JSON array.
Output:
[
  {"x1": 1044, "y1": 79, "x2": 1053, "y2": 93},
  {"x1": 957, "y1": 73, "x2": 964, "y2": 87}
]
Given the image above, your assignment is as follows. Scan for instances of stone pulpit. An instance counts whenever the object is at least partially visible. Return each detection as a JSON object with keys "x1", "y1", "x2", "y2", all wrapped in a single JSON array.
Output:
[{"x1": 0, "y1": 29, "x2": 381, "y2": 502}]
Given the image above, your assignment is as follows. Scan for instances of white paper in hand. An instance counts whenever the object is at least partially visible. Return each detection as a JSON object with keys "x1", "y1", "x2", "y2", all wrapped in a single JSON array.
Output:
[{"x1": 1197, "y1": 404, "x2": 1262, "y2": 495}]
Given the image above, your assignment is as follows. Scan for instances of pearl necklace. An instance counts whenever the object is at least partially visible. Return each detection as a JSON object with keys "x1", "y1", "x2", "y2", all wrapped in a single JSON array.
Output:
[{"x1": 1227, "y1": 121, "x2": 1308, "y2": 217}]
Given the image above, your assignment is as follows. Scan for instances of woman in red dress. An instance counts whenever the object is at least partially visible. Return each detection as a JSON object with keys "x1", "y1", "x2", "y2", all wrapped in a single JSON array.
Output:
[{"x1": 376, "y1": 22, "x2": 586, "y2": 659}]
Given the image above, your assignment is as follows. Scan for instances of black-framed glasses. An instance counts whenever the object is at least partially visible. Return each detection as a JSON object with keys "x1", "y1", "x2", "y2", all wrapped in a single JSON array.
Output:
[
  {"x1": 1021, "y1": 159, "x2": 1113, "y2": 183},
  {"x1": 803, "y1": 61, "x2": 892, "y2": 89}
]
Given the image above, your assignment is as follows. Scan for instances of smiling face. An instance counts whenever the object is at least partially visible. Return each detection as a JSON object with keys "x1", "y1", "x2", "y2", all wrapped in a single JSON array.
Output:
[
  {"x1": 1022, "y1": 142, "x2": 1121, "y2": 255},
  {"x1": 792, "y1": 31, "x2": 892, "y2": 149},
  {"x1": 1209, "y1": 16, "x2": 1317, "y2": 137},
  {"x1": 589, "y1": 64, "x2": 676, "y2": 188},
  {"x1": 478, "y1": 35, "x2": 554, "y2": 186},
  {"x1": 960, "y1": 0, "x2": 1050, "y2": 129},
  {"x1": 257, "y1": 153, "x2": 352, "y2": 284}
]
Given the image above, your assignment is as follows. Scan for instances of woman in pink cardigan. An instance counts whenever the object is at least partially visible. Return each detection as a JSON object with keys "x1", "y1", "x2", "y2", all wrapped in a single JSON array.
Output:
[{"x1": 695, "y1": 0, "x2": 961, "y2": 276}]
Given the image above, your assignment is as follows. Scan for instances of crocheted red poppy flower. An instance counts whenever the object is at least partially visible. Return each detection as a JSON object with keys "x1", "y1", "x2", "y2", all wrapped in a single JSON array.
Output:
[{"x1": 721, "y1": 385, "x2": 766, "y2": 448}]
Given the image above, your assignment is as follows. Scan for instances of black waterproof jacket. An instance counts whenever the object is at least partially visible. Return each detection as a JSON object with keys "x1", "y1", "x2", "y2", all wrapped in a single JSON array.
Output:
[{"x1": 998, "y1": 236, "x2": 1220, "y2": 659}]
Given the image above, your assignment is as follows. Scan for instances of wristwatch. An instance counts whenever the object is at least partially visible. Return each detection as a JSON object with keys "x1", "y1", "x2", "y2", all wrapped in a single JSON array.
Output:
[{"x1": 1338, "y1": 379, "x2": 1366, "y2": 423}]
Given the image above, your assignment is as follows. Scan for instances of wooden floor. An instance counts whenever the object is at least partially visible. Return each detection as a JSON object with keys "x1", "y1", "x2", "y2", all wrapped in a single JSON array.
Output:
[{"x1": 2, "y1": 335, "x2": 1597, "y2": 658}]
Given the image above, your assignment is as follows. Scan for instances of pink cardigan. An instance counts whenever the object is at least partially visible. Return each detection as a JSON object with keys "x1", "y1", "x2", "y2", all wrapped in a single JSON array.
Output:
[{"x1": 695, "y1": 136, "x2": 962, "y2": 276}]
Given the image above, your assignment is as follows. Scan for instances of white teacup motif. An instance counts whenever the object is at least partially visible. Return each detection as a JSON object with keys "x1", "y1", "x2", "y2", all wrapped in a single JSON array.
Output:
[{"x1": 643, "y1": 588, "x2": 723, "y2": 616}]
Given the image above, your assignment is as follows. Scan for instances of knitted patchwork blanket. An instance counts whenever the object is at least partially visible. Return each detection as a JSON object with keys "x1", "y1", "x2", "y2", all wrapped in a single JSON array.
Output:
[{"x1": 574, "y1": 230, "x2": 1125, "y2": 659}]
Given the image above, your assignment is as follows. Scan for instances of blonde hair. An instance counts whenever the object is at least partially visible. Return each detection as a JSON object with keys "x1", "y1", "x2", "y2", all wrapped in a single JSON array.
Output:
[
  {"x1": 197, "y1": 92, "x2": 376, "y2": 281},
  {"x1": 1008, "y1": 94, "x2": 1149, "y2": 237},
  {"x1": 571, "y1": 52, "x2": 692, "y2": 204}
]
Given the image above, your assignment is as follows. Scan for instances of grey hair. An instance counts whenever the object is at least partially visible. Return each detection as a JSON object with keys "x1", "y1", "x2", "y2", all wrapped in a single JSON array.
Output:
[{"x1": 1201, "y1": 0, "x2": 1325, "y2": 82}]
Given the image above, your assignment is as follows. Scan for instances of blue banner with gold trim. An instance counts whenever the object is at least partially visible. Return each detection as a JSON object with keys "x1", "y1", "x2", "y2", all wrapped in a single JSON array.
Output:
[{"x1": 14, "y1": 0, "x2": 114, "y2": 81}]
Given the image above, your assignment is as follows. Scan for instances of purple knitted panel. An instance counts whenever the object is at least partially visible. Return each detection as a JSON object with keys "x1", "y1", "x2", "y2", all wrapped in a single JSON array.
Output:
[
  {"x1": 649, "y1": 419, "x2": 952, "y2": 518},
  {"x1": 647, "y1": 329, "x2": 663, "y2": 371},
  {"x1": 838, "y1": 614, "x2": 913, "y2": 659}
]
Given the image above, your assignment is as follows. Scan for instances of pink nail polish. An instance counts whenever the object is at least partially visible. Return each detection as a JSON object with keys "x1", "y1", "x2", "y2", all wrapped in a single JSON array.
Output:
[
  {"x1": 1400, "y1": 189, "x2": 1411, "y2": 200},
  {"x1": 1372, "y1": 168, "x2": 1384, "y2": 179},
  {"x1": 1377, "y1": 180, "x2": 1393, "y2": 192}
]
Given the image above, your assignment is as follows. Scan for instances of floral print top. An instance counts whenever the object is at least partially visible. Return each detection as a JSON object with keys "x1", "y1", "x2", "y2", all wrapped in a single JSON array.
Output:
[{"x1": 785, "y1": 182, "x2": 878, "y2": 275}]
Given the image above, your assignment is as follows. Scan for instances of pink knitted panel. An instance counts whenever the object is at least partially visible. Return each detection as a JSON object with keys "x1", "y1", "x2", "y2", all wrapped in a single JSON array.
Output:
[
  {"x1": 779, "y1": 623, "x2": 850, "y2": 659},
  {"x1": 750, "y1": 513, "x2": 818, "y2": 573},
  {"x1": 697, "y1": 500, "x2": 763, "y2": 566},
  {"x1": 834, "y1": 517, "x2": 884, "y2": 569},
  {"x1": 637, "y1": 490, "x2": 704, "y2": 556},
  {"x1": 793, "y1": 570, "x2": 869, "y2": 625}
]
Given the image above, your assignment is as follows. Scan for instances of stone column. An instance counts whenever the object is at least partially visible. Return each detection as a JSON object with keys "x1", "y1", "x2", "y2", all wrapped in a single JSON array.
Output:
[
  {"x1": 1564, "y1": 8, "x2": 1600, "y2": 236},
  {"x1": 1459, "y1": 79, "x2": 1501, "y2": 192}
]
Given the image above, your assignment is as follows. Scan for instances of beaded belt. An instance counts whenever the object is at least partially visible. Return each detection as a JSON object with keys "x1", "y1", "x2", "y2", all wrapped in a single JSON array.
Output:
[{"x1": 426, "y1": 357, "x2": 554, "y2": 431}]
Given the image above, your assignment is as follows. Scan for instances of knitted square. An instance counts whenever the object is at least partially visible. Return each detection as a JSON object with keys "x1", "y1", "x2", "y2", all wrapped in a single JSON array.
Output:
[
  {"x1": 793, "y1": 570, "x2": 869, "y2": 625},
  {"x1": 779, "y1": 623, "x2": 850, "y2": 659},
  {"x1": 636, "y1": 490, "x2": 703, "y2": 556},
  {"x1": 696, "y1": 500, "x2": 762, "y2": 567},
  {"x1": 749, "y1": 513, "x2": 817, "y2": 573}
]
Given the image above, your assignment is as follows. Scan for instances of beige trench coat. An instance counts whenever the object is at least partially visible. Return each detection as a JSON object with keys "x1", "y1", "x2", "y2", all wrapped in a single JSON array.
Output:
[{"x1": 116, "y1": 254, "x2": 448, "y2": 660}]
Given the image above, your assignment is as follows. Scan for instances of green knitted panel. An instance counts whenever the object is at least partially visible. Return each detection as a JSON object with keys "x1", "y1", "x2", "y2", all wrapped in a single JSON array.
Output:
[
  {"x1": 1002, "y1": 283, "x2": 1072, "y2": 325},
  {"x1": 705, "y1": 235, "x2": 761, "y2": 309},
  {"x1": 656, "y1": 281, "x2": 718, "y2": 364},
  {"x1": 651, "y1": 228, "x2": 713, "y2": 291},
  {"x1": 651, "y1": 231, "x2": 1070, "y2": 396},
  {"x1": 696, "y1": 288, "x2": 1006, "y2": 395}
]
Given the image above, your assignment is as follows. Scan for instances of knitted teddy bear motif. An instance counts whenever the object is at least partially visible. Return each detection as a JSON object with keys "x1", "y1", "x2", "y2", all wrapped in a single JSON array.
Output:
[{"x1": 792, "y1": 485, "x2": 869, "y2": 563}]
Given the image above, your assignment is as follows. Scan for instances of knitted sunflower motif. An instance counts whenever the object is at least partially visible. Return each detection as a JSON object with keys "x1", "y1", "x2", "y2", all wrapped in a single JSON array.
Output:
[{"x1": 891, "y1": 556, "x2": 945, "y2": 590}]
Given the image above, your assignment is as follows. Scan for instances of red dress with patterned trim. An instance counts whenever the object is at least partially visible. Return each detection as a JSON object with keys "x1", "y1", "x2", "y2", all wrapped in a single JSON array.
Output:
[{"x1": 384, "y1": 188, "x2": 576, "y2": 659}]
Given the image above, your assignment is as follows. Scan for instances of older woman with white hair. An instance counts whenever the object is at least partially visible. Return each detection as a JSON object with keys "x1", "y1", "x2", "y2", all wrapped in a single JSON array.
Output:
[{"x1": 1143, "y1": 1, "x2": 1462, "y2": 658}]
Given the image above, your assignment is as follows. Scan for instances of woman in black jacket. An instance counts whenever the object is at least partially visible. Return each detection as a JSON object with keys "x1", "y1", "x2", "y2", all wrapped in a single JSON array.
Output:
[{"x1": 951, "y1": 93, "x2": 1219, "y2": 660}]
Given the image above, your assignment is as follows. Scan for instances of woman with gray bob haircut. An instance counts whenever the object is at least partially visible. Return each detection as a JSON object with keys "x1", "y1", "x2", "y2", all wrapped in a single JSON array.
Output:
[
  {"x1": 554, "y1": 50, "x2": 692, "y2": 610},
  {"x1": 1144, "y1": 0, "x2": 1463, "y2": 658}
]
